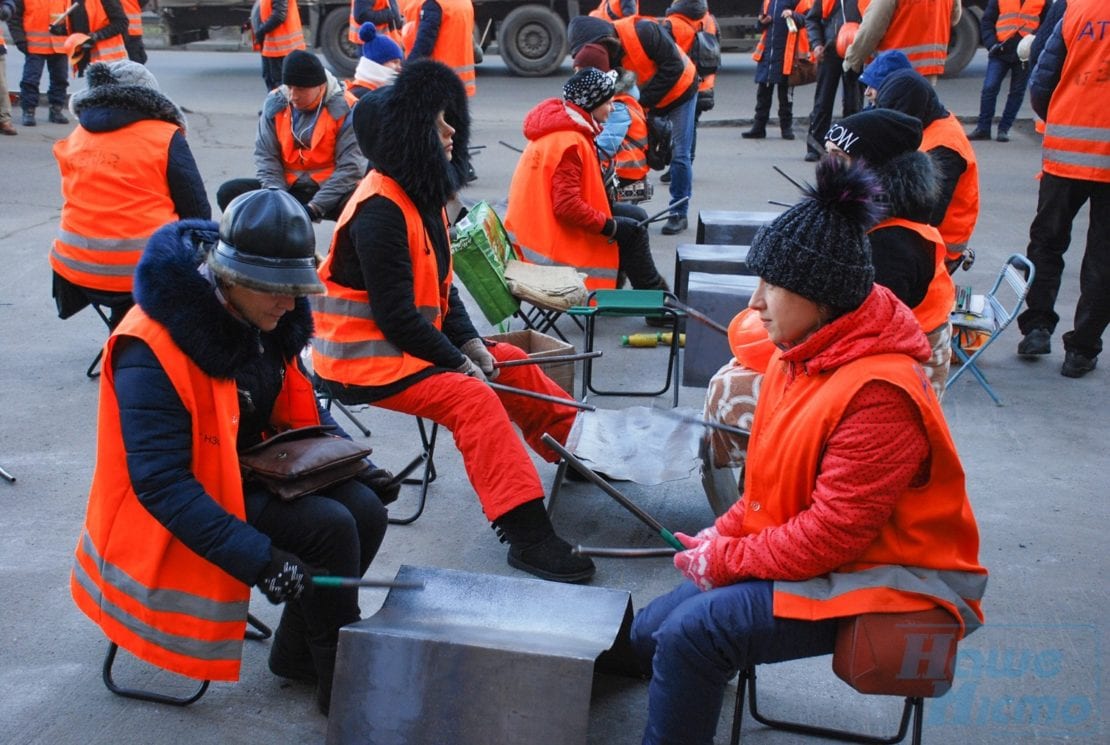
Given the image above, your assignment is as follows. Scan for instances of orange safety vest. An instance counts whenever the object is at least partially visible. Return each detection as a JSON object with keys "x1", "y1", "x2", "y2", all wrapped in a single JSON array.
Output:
[
  {"x1": 274, "y1": 102, "x2": 346, "y2": 187},
  {"x1": 121, "y1": 0, "x2": 143, "y2": 36},
  {"x1": 615, "y1": 16, "x2": 697, "y2": 112},
  {"x1": 1041, "y1": 0, "x2": 1110, "y2": 183},
  {"x1": 260, "y1": 0, "x2": 306, "y2": 57},
  {"x1": 505, "y1": 128, "x2": 619, "y2": 291},
  {"x1": 51, "y1": 120, "x2": 181, "y2": 293},
  {"x1": 405, "y1": 0, "x2": 475, "y2": 96},
  {"x1": 611, "y1": 92, "x2": 649, "y2": 182},
  {"x1": 666, "y1": 11, "x2": 719, "y2": 92},
  {"x1": 590, "y1": 0, "x2": 636, "y2": 21},
  {"x1": 343, "y1": 78, "x2": 384, "y2": 107},
  {"x1": 348, "y1": 0, "x2": 404, "y2": 46},
  {"x1": 871, "y1": 217, "x2": 954, "y2": 333},
  {"x1": 85, "y1": 0, "x2": 127, "y2": 63},
  {"x1": 875, "y1": 0, "x2": 953, "y2": 78},
  {"x1": 995, "y1": 0, "x2": 1045, "y2": 42},
  {"x1": 71, "y1": 307, "x2": 321, "y2": 682},
  {"x1": 312, "y1": 171, "x2": 452, "y2": 386},
  {"x1": 921, "y1": 113, "x2": 980, "y2": 261},
  {"x1": 753, "y1": 0, "x2": 813, "y2": 76},
  {"x1": 744, "y1": 346, "x2": 986, "y2": 634},
  {"x1": 22, "y1": 0, "x2": 71, "y2": 55}
]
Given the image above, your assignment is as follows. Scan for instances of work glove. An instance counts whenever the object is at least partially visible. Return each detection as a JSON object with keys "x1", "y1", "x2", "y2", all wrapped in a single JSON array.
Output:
[
  {"x1": 455, "y1": 355, "x2": 488, "y2": 383},
  {"x1": 49, "y1": 21, "x2": 68, "y2": 36},
  {"x1": 357, "y1": 466, "x2": 402, "y2": 506},
  {"x1": 673, "y1": 538, "x2": 715, "y2": 591},
  {"x1": 460, "y1": 338, "x2": 498, "y2": 380},
  {"x1": 256, "y1": 548, "x2": 313, "y2": 604},
  {"x1": 612, "y1": 216, "x2": 641, "y2": 247},
  {"x1": 945, "y1": 247, "x2": 976, "y2": 275}
]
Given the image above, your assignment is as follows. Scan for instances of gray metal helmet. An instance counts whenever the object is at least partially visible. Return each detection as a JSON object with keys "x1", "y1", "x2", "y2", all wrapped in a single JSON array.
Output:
[{"x1": 208, "y1": 188, "x2": 325, "y2": 295}]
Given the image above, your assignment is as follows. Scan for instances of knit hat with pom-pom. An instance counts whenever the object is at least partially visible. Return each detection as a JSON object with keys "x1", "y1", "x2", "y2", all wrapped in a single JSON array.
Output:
[
  {"x1": 359, "y1": 22, "x2": 404, "y2": 65},
  {"x1": 747, "y1": 157, "x2": 885, "y2": 311}
]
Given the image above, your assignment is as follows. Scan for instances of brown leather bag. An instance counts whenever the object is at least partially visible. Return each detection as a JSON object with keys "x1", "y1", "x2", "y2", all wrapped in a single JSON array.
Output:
[
  {"x1": 788, "y1": 57, "x2": 818, "y2": 87},
  {"x1": 239, "y1": 425, "x2": 372, "y2": 501}
]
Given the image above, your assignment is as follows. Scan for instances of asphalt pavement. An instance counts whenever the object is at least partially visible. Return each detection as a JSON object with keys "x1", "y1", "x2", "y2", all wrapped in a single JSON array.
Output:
[{"x1": 0, "y1": 45, "x2": 1106, "y2": 745}]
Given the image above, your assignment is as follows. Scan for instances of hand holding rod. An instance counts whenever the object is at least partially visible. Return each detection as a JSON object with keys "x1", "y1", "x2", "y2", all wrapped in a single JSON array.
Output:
[
  {"x1": 573, "y1": 546, "x2": 677, "y2": 558},
  {"x1": 607, "y1": 197, "x2": 691, "y2": 244},
  {"x1": 312, "y1": 577, "x2": 425, "y2": 590},
  {"x1": 487, "y1": 382, "x2": 596, "y2": 411},
  {"x1": 540, "y1": 433, "x2": 684, "y2": 551},
  {"x1": 492, "y1": 351, "x2": 602, "y2": 369}
]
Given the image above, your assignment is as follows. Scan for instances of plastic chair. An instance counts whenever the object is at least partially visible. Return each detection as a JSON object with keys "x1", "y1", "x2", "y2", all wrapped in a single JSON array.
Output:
[
  {"x1": 568, "y1": 290, "x2": 684, "y2": 406},
  {"x1": 947, "y1": 254, "x2": 1035, "y2": 405}
]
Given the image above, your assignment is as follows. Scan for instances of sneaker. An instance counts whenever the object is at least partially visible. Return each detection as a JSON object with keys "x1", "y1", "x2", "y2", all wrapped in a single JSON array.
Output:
[
  {"x1": 660, "y1": 168, "x2": 672, "y2": 184},
  {"x1": 996, "y1": 131, "x2": 1010, "y2": 142},
  {"x1": 1017, "y1": 327, "x2": 1051, "y2": 356},
  {"x1": 661, "y1": 215, "x2": 688, "y2": 235},
  {"x1": 1061, "y1": 350, "x2": 1097, "y2": 378},
  {"x1": 804, "y1": 151, "x2": 820, "y2": 162},
  {"x1": 967, "y1": 129, "x2": 990, "y2": 141},
  {"x1": 508, "y1": 534, "x2": 596, "y2": 583},
  {"x1": 21, "y1": 110, "x2": 35, "y2": 127}
]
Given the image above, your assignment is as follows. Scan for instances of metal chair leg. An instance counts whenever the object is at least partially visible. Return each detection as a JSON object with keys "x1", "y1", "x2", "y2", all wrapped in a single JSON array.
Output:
[
  {"x1": 546, "y1": 459, "x2": 569, "y2": 519},
  {"x1": 102, "y1": 642, "x2": 210, "y2": 706},
  {"x1": 388, "y1": 419, "x2": 440, "y2": 525},
  {"x1": 245, "y1": 612, "x2": 272, "y2": 641}
]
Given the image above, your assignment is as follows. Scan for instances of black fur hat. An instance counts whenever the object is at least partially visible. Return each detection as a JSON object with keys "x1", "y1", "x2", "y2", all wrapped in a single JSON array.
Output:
[{"x1": 353, "y1": 59, "x2": 471, "y2": 211}]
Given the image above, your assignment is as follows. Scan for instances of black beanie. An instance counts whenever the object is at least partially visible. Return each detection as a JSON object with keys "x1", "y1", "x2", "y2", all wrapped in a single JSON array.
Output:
[
  {"x1": 282, "y1": 50, "x2": 327, "y2": 87},
  {"x1": 568, "y1": 15, "x2": 619, "y2": 56},
  {"x1": 747, "y1": 158, "x2": 884, "y2": 311},
  {"x1": 825, "y1": 108, "x2": 922, "y2": 166}
]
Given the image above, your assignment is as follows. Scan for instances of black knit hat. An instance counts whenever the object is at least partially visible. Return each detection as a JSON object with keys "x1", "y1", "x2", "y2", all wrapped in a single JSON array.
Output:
[
  {"x1": 825, "y1": 108, "x2": 922, "y2": 166},
  {"x1": 282, "y1": 50, "x2": 327, "y2": 87},
  {"x1": 747, "y1": 158, "x2": 884, "y2": 311},
  {"x1": 563, "y1": 68, "x2": 618, "y2": 112}
]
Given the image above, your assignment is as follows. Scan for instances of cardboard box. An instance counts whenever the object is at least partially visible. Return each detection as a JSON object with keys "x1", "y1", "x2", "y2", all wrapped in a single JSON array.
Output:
[{"x1": 488, "y1": 329, "x2": 576, "y2": 396}]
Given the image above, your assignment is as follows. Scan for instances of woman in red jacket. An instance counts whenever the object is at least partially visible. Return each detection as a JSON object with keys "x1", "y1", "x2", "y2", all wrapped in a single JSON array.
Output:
[{"x1": 630, "y1": 157, "x2": 986, "y2": 745}]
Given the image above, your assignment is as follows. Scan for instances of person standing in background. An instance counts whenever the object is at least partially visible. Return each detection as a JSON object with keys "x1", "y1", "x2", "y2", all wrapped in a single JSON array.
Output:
[
  {"x1": 0, "y1": 0, "x2": 16, "y2": 134},
  {"x1": 9, "y1": 0, "x2": 71, "y2": 126},
  {"x1": 404, "y1": 0, "x2": 475, "y2": 96},
  {"x1": 120, "y1": 0, "x2": 146, "y2": 63},
  {"x1": 742, "y1": 0, "x2": 811, "y2": 142},
  {"x1": 844, "y1": 0, "x2": 961, "y2": 84},
  {"x1": 803, "y1": 0, "x2": 863, "y2": 161},
  {"x1": 250, "y1": 0, "x2": 305, "y2": 92}
]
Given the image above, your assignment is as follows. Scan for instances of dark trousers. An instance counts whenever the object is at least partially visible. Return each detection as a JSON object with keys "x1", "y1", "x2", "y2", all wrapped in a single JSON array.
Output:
[
  {"x1": 612, "y1": 201, "x2": 666, "y2": 289},
  {"x1": 975, "y1": 56, "x2": 1029, "y2": 135},
  {"x1": 1018, "y1": 172, "x2": 1110, "y2": 358},
  {"x1": 124, "y1": 34, "x2": 148, "y2": 65},
  {"x1": 217, "y1": 177, "x2": 352, "y2": 221},
  {"x1": 20, "y1": 52, "x2": 68, "y2": 111},
  {"x1": 248, "y1": 479, "x2": 388, "y2": 647},
  {"x1": 631, "y1": 580, "x2": 838, "y2": 745},
  {"x1": 806, "y1": 54, "x2": 862, "y2": 156},
  {"x1": 753, "y1": 81, "x2": 793, "y2": 132},
  {"x1": 261, "y1": 55, "x2": 285, "y2": 92}
]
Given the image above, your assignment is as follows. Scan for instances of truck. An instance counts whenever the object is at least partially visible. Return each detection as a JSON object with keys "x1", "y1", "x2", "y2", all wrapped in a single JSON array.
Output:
[{"x1": 154, "y1": 0, "x2": 986, "y2": 81}]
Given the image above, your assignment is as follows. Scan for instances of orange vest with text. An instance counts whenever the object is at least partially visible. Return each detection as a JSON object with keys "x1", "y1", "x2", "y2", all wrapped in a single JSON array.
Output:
[
  {"x1": 921, "y1": 112, "x2": 980, "y2": 261},
  {"x1": 612, "y1": 92, "x2": 649, "y2": 182},
  {"x1": 875, "y1": 0, "x2": 953, "y2": 78},
  {"x1": 260, "y1": 0, "x2": 306, "y2": 57},
  {"x1": 995, "y1": 0, "x2": 1044, "y2": 41},
  {"x1": 505, "y1": 127, "x2": 619, "y2": 291},
  {"x1": 71, "y1": 307, "x2": 320, "y2": 681},
  {"x1": 86, "y1": 0, "x2": 127, "y2": 63},
  {"x1": 406, "y1": 0, "x2": 475, "y2": 96},
  {"x1": 1041, "y1": 0, "x2": 1110, "y2": 183},
  {"x1": 744, "y1": 346, "x2": 986, "y2": 633},
  {"x1": 872, "y1": 217, "x2": 954, "y2": 333},
  {"x1": 274, "y1": 103, "x2": 345, "y2": 187},
  {"x1": 312, "y1": 171, "x2": 452, "y2": 386},
  {"x1": 349, "y1": 0, "x2": 404, "y2": 45},
  {"x1": 23, "y1": 0, "x2": 71, "y2": 55},
  {"x1": 51, "y1": 120, "x2": 180, "y2": 293},
  {"x1": 615, "y1": 16, "x2": 697, "y2": 112}
]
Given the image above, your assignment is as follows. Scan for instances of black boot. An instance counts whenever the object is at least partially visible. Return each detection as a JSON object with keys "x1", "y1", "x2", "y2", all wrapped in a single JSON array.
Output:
[
  {"x1": 268, "y1": 603, "x2": 317, "y2": 682},
  {"x1": 493, "y1": 499, "x2": 595, "y2": 583},
  {"x1": 779, "y1": 90, "x2": 795, "y2": 140},
  {"x1": 308, "y1": 642, "x2": 338, "y2": 715},
  {"x1": 48, "y1": 106, "x2": 69, "y2": 124},
  {"x1": 742, "y1": 83, "x2": 772, "y2": 139},
  {"x1": 21, "y1": 109, "x2": 35, "y2": 127}
]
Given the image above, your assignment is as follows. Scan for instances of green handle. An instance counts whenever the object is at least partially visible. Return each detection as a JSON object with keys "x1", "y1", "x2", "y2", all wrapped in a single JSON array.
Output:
[{"x1": 659, "y1": 529, "x2": 685, "y2": 551}]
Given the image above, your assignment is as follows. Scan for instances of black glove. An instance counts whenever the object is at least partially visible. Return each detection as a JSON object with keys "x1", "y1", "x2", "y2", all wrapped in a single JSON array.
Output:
[
  {"x1": 357, "y1": 466, "x2": 402, "y2": 505},
  {"x1": 49, "y1": 22, "x2": 68, "y2": 36},
  {"x1": 612, "y1": 216, "x2": 641, "y2": 246},
  {"x1": 256, "y1": 548, "x2": 313, "y2": 604},
  {"x1": 0, "y1": 5, "x2": 12, "y2": 22}
]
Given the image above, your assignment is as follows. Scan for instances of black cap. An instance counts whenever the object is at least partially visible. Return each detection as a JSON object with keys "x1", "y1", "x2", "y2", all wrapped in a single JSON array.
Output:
[
  {"x1": 825, "y1": 108, "x2": 923, "y2": 166},
  {"x1": 282, "y1": 50, "x2": 327, "y2": 88},
  {"x1": 209, "y1": 189, "x2": 324, "y2": 295}
]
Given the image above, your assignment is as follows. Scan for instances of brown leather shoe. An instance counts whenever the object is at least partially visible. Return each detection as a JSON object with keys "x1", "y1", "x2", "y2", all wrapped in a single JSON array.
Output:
[{"x1": 0, "y1": 121, "x2": 16, "y2": 136}]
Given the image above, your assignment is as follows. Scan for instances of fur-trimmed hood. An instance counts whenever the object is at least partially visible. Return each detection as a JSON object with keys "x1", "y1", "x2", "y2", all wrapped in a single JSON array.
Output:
[
  {"x1": 132, "y1": 220, "x2": 314, "y2": 380},
  {"x1": 871, "y1": 150, "x2": 938, "y2": 224},
  {"x1": 70, "y1": 82, "x2": 187, "y2": 134},
  {"x1": 352, "y1": 59, "x2": 471, "y2": 212}
]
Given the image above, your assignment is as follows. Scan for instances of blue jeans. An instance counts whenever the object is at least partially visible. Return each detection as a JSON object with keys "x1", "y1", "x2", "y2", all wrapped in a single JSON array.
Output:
[
  {"x1": 631, "y1": 580, "x2": 838, "y2": 745},
  {"x1": 663, "y1": 94, "x2": 697, "y2": 218},
  {"x1": 19, "y1": 53, "x2": 69, "y2": 111},
  {"x1": 975, "y1": 56, "x2": 1029, "y2": 135}
]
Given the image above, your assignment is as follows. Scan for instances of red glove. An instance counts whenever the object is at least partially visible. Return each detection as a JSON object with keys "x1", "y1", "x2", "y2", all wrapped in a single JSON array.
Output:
[{"x1": 673, "y1": 538, "x2": 715, "y2": 591}]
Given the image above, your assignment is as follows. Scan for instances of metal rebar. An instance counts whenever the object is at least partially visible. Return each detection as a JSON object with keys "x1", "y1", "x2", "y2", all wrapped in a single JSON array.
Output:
[
  {"x1": 312, "y1": 577, "x2": 425, "y2": 590},
  {"x1": 488, "y1": 382, "x2": 596, "y2": 411},
  {"x1": 573, "y1": 546, "x2": 677, "y2": 558},
  {"x1": 492, "y1": 351, "x2": 602, "y2": 369}
]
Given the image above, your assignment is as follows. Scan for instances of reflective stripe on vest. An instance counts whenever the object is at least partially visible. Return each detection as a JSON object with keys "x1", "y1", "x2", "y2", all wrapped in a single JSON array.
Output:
[
  {"x1": 995, "y1": 0, "x2": 1045, "y2": 41},
  {"x1": 85, "y1": 0, "x2": 127, "y2": 63},
  {"x1": 275, "y1": 103, "x2": 345, "y2": 187},
  {"x1": 349, "y1": 0, "x2": 404, "y2": 45},
  {"x1": 51, "y1": 119, "x2": 180, "y2": 293},
  {"x1": 408, "y1": 0, "x2": 476, "y2": 96},
  {"x1": 261, "y1": 0, "x2": 306, "y2": 57},
  {"x1": 121, "y1": 0, "x2": 144, "y2": 35},
  {"x1": 509, "y1": 233, "x2": 621, "y2": 288},
  {"x1": 312, "y1": 171, "x2": 451, "y2": 386},
  {"x1": 615, "y1": 17, "x2": 697, "y2": 111},
  {"x1": 614, "y1": 94, "x2": 649, "y2": 181},
  {"x1": 24, "y1": 0, "x2": 72, "y2": 55},
  {"x1": 921, "y1": 113, "x2": 980, "y2": 259},
  {"x1": 876, "y1": 0, "x2": 954, "y2": 78},
  {"x1": 871, "y1": 217, "x2": 954, "y2": 333},
  {"x1": 1042, "y1": 124, "x2": 1110, "y2": 182}
]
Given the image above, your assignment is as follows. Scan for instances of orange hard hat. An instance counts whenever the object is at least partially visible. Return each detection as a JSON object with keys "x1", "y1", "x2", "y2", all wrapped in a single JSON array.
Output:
[
  {"x1": 836, "y1": 21, "x2": 859, "y2": 59},
  {"x1": 64, "y1": 33, "x2": 92, "y2": 61},
  {"x1": 728, "y1": 308, "x2": 775, "y2": 373}
]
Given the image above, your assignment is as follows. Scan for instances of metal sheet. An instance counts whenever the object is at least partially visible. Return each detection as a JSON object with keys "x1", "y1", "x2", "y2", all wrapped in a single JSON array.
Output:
[
  {"x1": 327, "y1": 565, "x2": 634, "y2": 745},
  {"x1": 565, "y1": 406, "x2": 702, "y2": 485}
]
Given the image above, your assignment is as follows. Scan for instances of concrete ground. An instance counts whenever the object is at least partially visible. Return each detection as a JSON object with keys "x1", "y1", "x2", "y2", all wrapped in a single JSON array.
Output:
[{"x1": 0, "y1": 43, "x2": 1105, "y2": 745}]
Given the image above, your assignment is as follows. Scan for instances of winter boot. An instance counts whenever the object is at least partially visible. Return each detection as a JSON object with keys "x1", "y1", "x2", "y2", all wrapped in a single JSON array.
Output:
[
  {"x1": 493, "y1": 499, "x2": 595, "y2": 583},
  {"x1": 779, "y1": 100, "x2": 795, "y2": 140},
  {"x1": 48, "y1": 106, "x2": 69, "y2": 124},
  {"x1": 308, "y1": 641, "x2": 339, "y2": 715},
  {"x1": 268, "y1": 603, "x2": 317, "y2": 682},
  {"x1": 743, "y1": 84, "x2": 772, "y2": 139},
  {"x1": 21, "y1": 109, "x2": 36, "y2": 127},
  {"x1": 740, "y1": 120, "x2": 767, "y2": 139}
]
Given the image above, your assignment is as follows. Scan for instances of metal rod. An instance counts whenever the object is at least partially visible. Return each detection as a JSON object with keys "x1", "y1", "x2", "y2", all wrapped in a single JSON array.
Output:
[
  {"x1": 772, "y1": 165, "x2": 807, "y2": 191},
  {"x1": 768, "y1": 200, "x2": 794, "y2": 208},
  {"x1": 573, "y1": 546, "x2": 677, "y2": 558},
  {"x1": 665, "y1": 296, "x2": 729, "y2": 335},
  {"x1": 488, "y1": 382, "x2": 596, "y2": 411},
  {"x1": 609, "y1": 197, "x2": 691, "y2": 243},
  {"x1": 661, "y1": 410, "x2": 750, "y2": 437},
  {"x1": 0, "y1": 465, "x2": 15, "y2": 483},
  {"x1": 540, "y1": 433, "x2": 684, "y2": 551},
  {"x1": 492, "y1": 351, "x2": 602, "y2": 369},
  {"x1": 312, "y1": 577, "x2": 425, "y2": 590},
  {"x1": 498, "y1": 140, "x2": 524, "y2": 153}
]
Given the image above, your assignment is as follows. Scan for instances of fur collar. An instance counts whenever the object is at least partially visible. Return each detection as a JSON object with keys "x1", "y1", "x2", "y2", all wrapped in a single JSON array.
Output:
[
  {"x1": 873, "y1": 150, "x2": 938, "y2": 224},
  {"x1": 70, "y1": 84, "x2": 187, "y2": 133},
  {"x1": 132, "y1": 220, "x2": 314, "y2": 380}
]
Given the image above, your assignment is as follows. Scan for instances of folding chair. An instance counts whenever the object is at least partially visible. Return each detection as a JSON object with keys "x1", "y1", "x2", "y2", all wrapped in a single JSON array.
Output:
[
  {"x1": 947, "y1": 254, "x2": 1035, "y2": 405},
  {"x1": 77, "y1": 290, "x2": 133, "y2": 379}
]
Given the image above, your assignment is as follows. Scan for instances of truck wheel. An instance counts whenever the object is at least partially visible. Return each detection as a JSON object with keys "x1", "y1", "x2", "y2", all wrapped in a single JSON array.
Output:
[
  {"x1": 496, "y1": 5, "x2": 567, "y2": 77},
  {"x1": 320, "y1": 6, "x2": 358, "y2": 79},
  {"x1": 943, "y1": 5, "x2": 981, "y2": 78}
]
